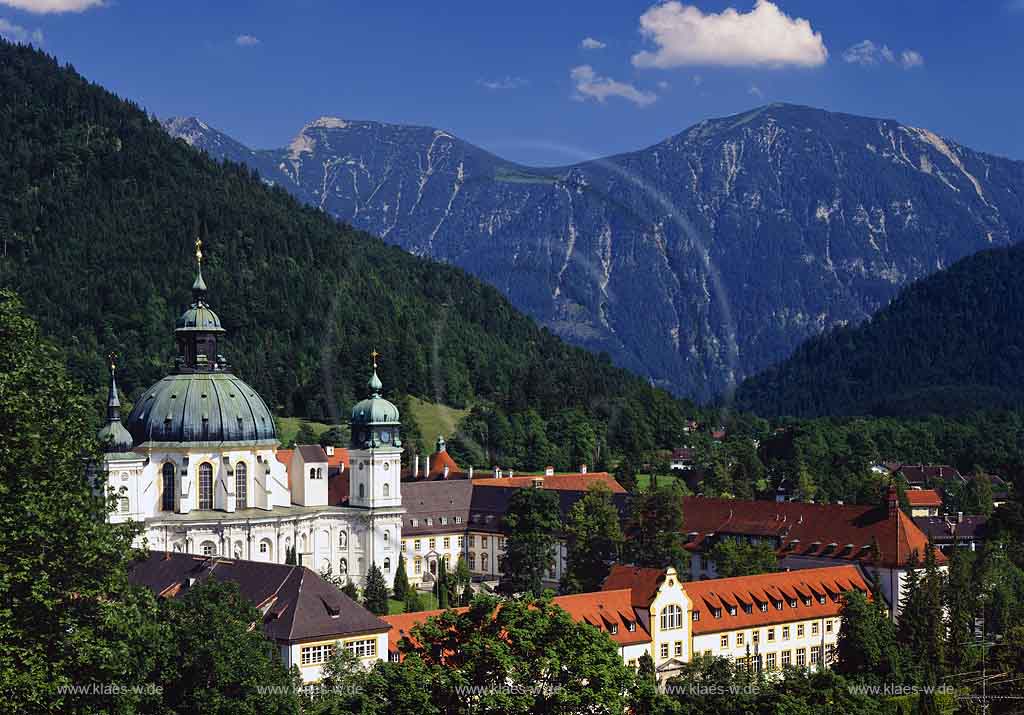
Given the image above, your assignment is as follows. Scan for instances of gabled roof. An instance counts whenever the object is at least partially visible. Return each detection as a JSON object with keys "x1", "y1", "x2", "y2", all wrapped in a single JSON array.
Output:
[
  {"x1": 897, "y1": 464, "x2": 961, "y2": 485},
  {"x1": 682, "y1": 566, "x2": 870, "y2": 635},
  {"x1": 129, "y1": 551, "x2": 388, "y2": 643},
  {"x1": 905, "y1": 489, "x2": 942, "y2": 508},
  {"x1": 680, "y1": 496, "x2": 945, "y2": 568},
  {"x1": 297, "y1": 444, "x2": 329, "y2": 462},
  {"x1": 602, "y1": 565, "x2": 669, "y2": 608}
]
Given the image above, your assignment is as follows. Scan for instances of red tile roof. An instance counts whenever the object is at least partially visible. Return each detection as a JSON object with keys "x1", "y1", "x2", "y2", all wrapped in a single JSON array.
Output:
[
  {"x1": 602, "y1": 565, "x2": 669, "y2": 608},
  {"x1": 905, "y1": 489, "x2": 942, "y2": 508},
  {"x1": 275, "y1": 449, "x2": 294, "y2": 489},
  {"x1": 679, "y1": 496, "x2": 945, "y2": 568},
  {"x1": 470, "y1": 472, "x2": 625, "y2": 494},
  {"x1": 682, "y1": 565, "x2": 871, "y2": 635},
  {"x1": 548, "y1": 589, "x2": 650, "y2": 646}
]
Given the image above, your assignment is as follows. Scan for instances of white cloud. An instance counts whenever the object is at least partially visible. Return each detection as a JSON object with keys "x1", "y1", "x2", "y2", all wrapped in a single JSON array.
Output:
[
  {"x1": 748, "y1": 84, "x2": 764, "y2": 99},
  {"x1": 0, "y1": 17, "x2": 43, "y2": 43},
  {"x1": 0, "y1": 0, "x2": 102, "y2": 13},
  {"x1": 477, "y1": 76, "x2": 529, "y2": 90},
  {"x1": 570, "y1": 65, "x2": 657, "y2": 106},
  {"x1": 900, "y1": 49, "x2": 924, "y2": 69},
  {"x1": 657, "y1": 80, "x2": 670, "y2": 89},
  {"x1": 843, "y1": 40, "x2": 923, "y2": 70},
  {"x1": 235, "y1": 34, "x2": 260, "y2": 47},
  {"x1": 581, "y1": 36, "x2": 606, "y2": 49},
  {"x1": 632, "y1": 0, "x2": 827, "y2": 69}
]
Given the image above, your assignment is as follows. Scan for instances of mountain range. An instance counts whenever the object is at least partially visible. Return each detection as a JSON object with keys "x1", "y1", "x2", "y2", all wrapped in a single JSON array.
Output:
[
  {"x1": 164, "y1": 106, "x2": 1024, "y2": 400},
  {"x1": 734, "y1": 242, "x2": 1024, "y2": 417}
]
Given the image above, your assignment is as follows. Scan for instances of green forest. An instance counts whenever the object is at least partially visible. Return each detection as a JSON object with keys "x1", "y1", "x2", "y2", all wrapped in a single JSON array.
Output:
[
  {"x1": 0, "y1": 40, "x2": 693, "y2": 466},
  {"x1": 734, "y1": 243, "x2": 1024, "y2": 418}
]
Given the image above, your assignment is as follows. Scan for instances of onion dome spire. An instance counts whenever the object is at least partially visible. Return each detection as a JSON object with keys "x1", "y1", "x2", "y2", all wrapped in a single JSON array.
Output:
[
  {"x1": 368, "y1": 349, "x2": 383, "y2": 395},
  {"x1": 192, "y1": 236, "x2": 208, "y2": 300},
  {"x1": 98, "y1": 352, "x2": 134, "y2": 452}
]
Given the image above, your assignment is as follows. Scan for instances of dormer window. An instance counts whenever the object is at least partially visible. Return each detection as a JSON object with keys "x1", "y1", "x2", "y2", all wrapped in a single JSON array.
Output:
[
  {"x1": 728, "y1": 606, "x2": 737, "y2": 616},
  {"x1": 713, "y1": 608, "x2": 722, "y2": 619},
  {"x1": 426, "y1": 518, "x2": 433, "y2": 526},
  {"x1": 410, "y1": 518, "x2": 418, "y2": 527},
  {"x1": 691, "y1": 611, "x2": 699, "y2": 622},
  {"x1": 610, "y1": 624, "x2": 618, "y2": 634},
  {"x1": 744, "y1": 604, "x2": 753, "y2": 614},
  {"x1": 627, "y1": 622, "x2": 636, "y2": 632},
  {"x1": 760, "y1": 603, "x2": 768, "y2": 613}
]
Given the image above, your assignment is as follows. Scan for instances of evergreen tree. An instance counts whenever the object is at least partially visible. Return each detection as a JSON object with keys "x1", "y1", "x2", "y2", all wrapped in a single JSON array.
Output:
[
  {"x1": 436, "y1": 557, "x2": 450, "y2": 610},
  {"x1": 945, "y1": 548, "x2": 977, "y2": 672},
  {"x1": 0, "y1": 291, "x2": 163, "y2": 714},
  {"x1": 561, "y1": 483, "x2": 625, "y2": 593},
  {"x1": 498, "y1": 488, "x2": 561, "y2": 595},
  {"x1": 403, "y1": 588, "x2": 423, "y2": 614},
  {"x1": 614, "y1": 457, "x2": 638, "y2": 493},
  {"x1": 341, "y1": 581, "x2": 360, "y2": 603},
  {"x1": 392, "y1": 552, "x2": 410, "y2": 602},
  {"x1": 453, "y1": 556, "x2": 472, "y2": 606},
  {"x1": 625, "y1": 483, "x2": 688, "y2": 572},
  {"x1": 836, "y1": 589, "x2": 901, "y2": 681},
  {"x1": 294, "y1": 421, "x2": 318, "y2": 445},
  {"x1": 364, "y1": 564, "x2": 389, "y2": 615}
]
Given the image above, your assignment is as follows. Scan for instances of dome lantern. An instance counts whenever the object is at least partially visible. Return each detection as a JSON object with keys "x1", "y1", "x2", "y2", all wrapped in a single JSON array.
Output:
[
  {"x1": 175, "y1": 237, "x2": 228, "y2": 372},
  {"x1": 349, "y1": 350, "x2": 401, "y2": 449},
  {"x1": 97, "y1": 352, "x2": 134, "y2": 453}
]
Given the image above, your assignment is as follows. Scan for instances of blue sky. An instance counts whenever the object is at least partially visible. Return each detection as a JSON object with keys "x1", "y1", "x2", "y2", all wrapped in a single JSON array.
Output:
[{"x1": 2, "y1": 0, "x2": 1022, "y2": 166}]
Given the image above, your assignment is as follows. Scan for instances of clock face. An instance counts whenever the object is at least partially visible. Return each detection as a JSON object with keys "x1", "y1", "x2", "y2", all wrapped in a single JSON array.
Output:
[{"x1": 380, "y1": 431, "x2": 391, "y2": 443}]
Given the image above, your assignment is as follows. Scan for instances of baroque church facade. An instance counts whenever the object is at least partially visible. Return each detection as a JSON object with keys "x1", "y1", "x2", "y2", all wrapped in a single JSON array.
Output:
[{"x1": 97, "y1": 241, "x2": 404, "y2": 588}]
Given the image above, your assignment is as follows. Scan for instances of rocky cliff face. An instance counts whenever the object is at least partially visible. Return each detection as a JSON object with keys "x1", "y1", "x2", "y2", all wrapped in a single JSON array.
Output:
[{"x1": 165, "y1": 105, "x2": 1024, "y2": 400}]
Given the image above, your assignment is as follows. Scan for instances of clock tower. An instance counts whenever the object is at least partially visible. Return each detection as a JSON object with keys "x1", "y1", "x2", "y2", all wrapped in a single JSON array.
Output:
[{"x1": 348, "y1": 354, "x2": 403, "y2": 510}]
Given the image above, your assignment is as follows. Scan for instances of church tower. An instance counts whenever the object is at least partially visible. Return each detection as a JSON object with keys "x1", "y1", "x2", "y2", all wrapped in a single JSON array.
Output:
[{"x1": 348, "y1": 352, "x2": 402, "y2": 509}]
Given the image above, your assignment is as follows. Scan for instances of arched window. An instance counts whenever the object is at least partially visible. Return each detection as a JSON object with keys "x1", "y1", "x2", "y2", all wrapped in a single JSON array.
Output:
[
  {"x1": 383, "y1": 530, "x2": 390, "y2": 543},
  {"x1": 384, "y1": 558, "x2": 391, "y2": 573},
  {"x1": 660, "y1": 604, "x2": 682, "y2": 630},
  {"x1": 317, "y1": 468, "x2": 323, "y2": 479},
  {"x1": 310, "y1": 467, "x2": 316, "y2": 481},
  {"x1": 161, "y1": 462, "x2": 175, "y2": 511},
  {"x1": 198, "y1": 462, "x2": 213, "y2": 510},
  {"x1": 258, "y1": 539, "x2": 273, "y2": 561},
  {"x1": 118, "y1": 486, "x2": 129, "y2": 514},
  {"x1": 358, "y1": 483, "x2": 365, "y2": 499},
  {"x1": 201, "y1": 541, "x2": 216, "y2": 556},
  {"x1": 383, "y1": 482, "x2": 390, "y2": 497},
  {"x1": 339, "y1": 530, "x2": 347, "y2": 548},
  {"x1": 235, "y1": 462, "x2": 247, "y2": 510},
  {"x1": 259, "y1": 541, "x2": 268, "y2": 554}
]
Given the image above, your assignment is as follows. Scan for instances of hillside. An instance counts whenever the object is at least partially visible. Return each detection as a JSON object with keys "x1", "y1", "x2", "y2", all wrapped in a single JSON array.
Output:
[
  {"x1": 733, "y1": 243, "x2": 1024, "y2": 417},
  {"x1": 0, "y1": 40, "x2": 692, "y2": 466},
  {"x1": 166, "y1": 105, "x2": 1024, "y2": 399}
]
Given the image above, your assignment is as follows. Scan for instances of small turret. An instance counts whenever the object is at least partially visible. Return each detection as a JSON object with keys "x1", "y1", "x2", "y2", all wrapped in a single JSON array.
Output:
[{"x1": 97, "y1": 353, "x2": 134, "y2": 453}]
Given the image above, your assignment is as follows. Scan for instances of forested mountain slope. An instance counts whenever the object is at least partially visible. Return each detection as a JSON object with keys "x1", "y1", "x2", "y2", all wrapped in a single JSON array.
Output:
[
  {"x1": 734, "y1": 244, "x2": 1024, "y2": 417},
  {"x1": 0, "y1": 40, "x2": 690, "y2": 465},
  {"x1": 167, "y1": 104, "x2": 1024, "y2": 399}
]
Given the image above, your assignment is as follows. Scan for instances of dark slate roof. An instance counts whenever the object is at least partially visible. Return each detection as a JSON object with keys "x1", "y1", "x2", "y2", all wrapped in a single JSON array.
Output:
[
  {"x1": 913, "y1": 515, "x2": 989, "y2": 542},
  {"x1": 401, "y1": 480, "x2": 474, "y2": 535},
  {"x1": 468, "y1": 484, "x2": 629, "y2": 534},
  {"x1": 129, "y1": 551, "x2": 388, "y2": 642},
  {"x1": 297, "y1": 444, "x2": 328, "y2": 462}
]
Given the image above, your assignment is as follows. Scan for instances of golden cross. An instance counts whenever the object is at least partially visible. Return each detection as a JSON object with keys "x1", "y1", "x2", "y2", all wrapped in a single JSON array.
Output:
[
  {"x1": 195, "y1": 237, "x2": 203, "y2": 265},
  {"x1": 107, "y1": 351, "x2": 118, "y2": 373},
  {"x1": 371, "y1": 349, "x2": 380, "y2": 369}
]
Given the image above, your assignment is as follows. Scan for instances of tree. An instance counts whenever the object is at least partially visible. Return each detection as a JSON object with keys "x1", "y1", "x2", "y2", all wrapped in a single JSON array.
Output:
[
  {"x1": 498, "y1": 487, "x2": 561, "y2": 595},
  {"x1": 614, "y1": 457, "x2": 638, "y2": 493},
  {"x1": 153, "y1": 579, "x2": 300, "y2": 715},
  {"x1": 944, "y1": 548, "x2": 978, "y2": 673},
  {"x1": 962, "y1": 472, "x2": 995, "y2": 516},
  {"x1": 453, "y1": 556, "x2": 472, "y2": 606},
  {"x1": 318, "y1": 425, "x2": 348, "y2": 448},
  {"x1": 341, "y1": 581, "x2": 360, "y2": 603},
  {"x1": 706, "y1": 537, "x2": 778, "y2": 578},
  {"x1": 294, "y1": 421, "x2": 318, "y2": 446},
  {"x1": 392, "y1": 552, "x2": 410, "y2": 602},
  {"x1": 364, "y1": 564, "x2": 389, "y2": 615},
  {"x1": 436, "y1": 557, "x2": 450, "y2": 609},
  {"x1": 561, "y1": 483, "x2": 625, "y2": 593},
  {"x1": 0, "y1": 291, "x2": 163, "y2": 714},
  {"x1": 403, "y1": 588, "x2": 424, "y2": 614},
  {"x1": 401, "y1": 594, "x2": 637, "y2": 713},
  {"x1": 625, "y1": 483, "x2": 688, "y2": 572},
  {"x1": 836, "y1": 589, "x2": 902, "y2": 681},
  {"x1": 898, "y1": 546, "x2": 946, "y2": 684}
]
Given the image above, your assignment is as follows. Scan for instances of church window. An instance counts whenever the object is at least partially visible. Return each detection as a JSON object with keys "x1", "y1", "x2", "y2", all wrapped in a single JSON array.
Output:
[
  {"x1": 198, "y1": 463, "x2": 213, "y2": 510},
  {"x1": 119, "y1": 487, "x2": 130, "y2": 514},
  {"x1": 383, "y1": 482, "x2": 390, "y2": 497},
  {"x1": 317, "y1": 468, "x2": 322, "y2": 479},
  {"x1": 358, "y1": 483, "x2": 365, "y2": 499},
  {"x1": 310, "y1": 468, "x2": 316, "y2": 481},
  {"x1": 384, "y1": 558, "x2": 391, "y2": 573},
  {"x1": 260, "y1": 542, "x2": 268, "y2": 554},
  {"x1": 383, "y1": 530, "x2": 390, "y2": 543},
  {"x1": 235, "y1": 462, "x2": 247, "y2": 509},
  {"x1": 661, "y1": 604, "x2": 683, "y2": 630},
  {"x1": 161, "y1": 462, "x2": 175, "y2": 511},
  {"x1": 201, "y1": 541, "x2": 216, "y2": 556}
]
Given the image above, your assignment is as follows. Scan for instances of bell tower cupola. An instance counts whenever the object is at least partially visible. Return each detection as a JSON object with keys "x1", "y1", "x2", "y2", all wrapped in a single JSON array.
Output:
[
  {"x1": 174, "y1": 237, "x2": 228, "y2": 372},
  {"x1": 348, "y1": 350, "x2": 403, "y2": 509}
]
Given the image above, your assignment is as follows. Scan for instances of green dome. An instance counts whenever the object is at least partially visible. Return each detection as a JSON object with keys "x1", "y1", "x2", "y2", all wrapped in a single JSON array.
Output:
[
  {"x1": 350, "y1": 369, "x2": 399, "y2": 425},
  {"x1": 126, "y1": 372, "x2": 277, "y2": 445},
  {"x1": 175, "y1": 304, "x2": 224, "y2": 331},
  {"x1": 98, "y1": 420, "x2": 134, "y2": 453}
]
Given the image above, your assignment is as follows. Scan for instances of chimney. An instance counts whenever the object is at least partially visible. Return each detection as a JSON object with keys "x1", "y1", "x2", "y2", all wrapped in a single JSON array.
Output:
[
  {"x1": 957, "y1": 511, "x2": 963, "y2": 524},
  {"x1": 545, "y1": 466, "x2": 555, "y2": 476},
  {"x1": 887, "y1": 485, "x2": 899, "y2": 518},
  {"x1": 443, "y1": 464, "x2": 450, "y2": 479},
  {"x1": 532, "y1": 477, "x2": 544, "y2": 489},
  {"x1": 493, "y1": 465, "x2": 500, "y2": 478},
  {"x1": 580, "y1": 463, "x2": 588, "y2": 474},
  {"x1": 509, "y1": 469, "x2": 514, "y2": 478},
  {"x1": 414, "y1": 454, "x2": 420, "y2": 479}
]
